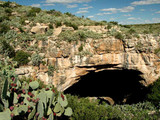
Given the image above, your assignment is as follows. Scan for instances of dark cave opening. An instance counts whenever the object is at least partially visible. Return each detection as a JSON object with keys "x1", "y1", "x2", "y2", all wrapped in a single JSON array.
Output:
[{"x1": 64, "y1": 69, "x2": 149, "y2": 104}]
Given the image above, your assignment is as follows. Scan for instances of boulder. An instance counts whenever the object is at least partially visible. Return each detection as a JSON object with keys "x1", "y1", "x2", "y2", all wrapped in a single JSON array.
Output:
[{"x1": 31, "y1": 24, "x2": 48, "y2": 34}]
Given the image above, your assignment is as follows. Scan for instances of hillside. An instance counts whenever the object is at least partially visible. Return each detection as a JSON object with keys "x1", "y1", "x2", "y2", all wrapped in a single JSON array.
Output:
[{"x1": 0, "y1": 1, "x2": 160, "y2": 120}]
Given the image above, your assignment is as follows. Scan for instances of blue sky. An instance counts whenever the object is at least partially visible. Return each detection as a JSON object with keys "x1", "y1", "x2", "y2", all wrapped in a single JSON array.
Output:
[{"x1": 1, "y1": 0, "x2": 160, "y2": 24}]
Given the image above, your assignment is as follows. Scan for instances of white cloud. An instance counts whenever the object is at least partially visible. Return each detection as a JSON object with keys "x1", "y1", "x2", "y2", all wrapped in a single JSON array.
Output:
[
  {"x1": 143, "y1": 18, "x2": 160, "y2": 23},
  {"x1": 87, "y1": 16, "x2": 94, "y2": 18},
  {"x1": 76, "y1": 10, "x2": 88, "y2": 14},
  {"x1": 79, "y1": 6, "x2": 93, "y2": 10},
  {"x1": 67, "y1": 4, "x2": 78, "y2": 8},
  {"x1": 83, "y1": 4, "x2": 88, "y2": 6},
  {"x1": 155, "y1": 11, "x2": 160, "y2": 13},
  {"x1": 45, "y1": 0, "x2": 91, "y2": 3},
  {"x1": 131, "y1": 0, "x2": 160, "y2": 6},
  {"x1": 120, "y1": 6, "x2": 135, "y2": 12},
  {"x1": 96, "y1": 12, "x2": 112, "y2": 16},
  {"x1": 128, "y1": 17, "x2": 137, "y2": 20},
  {"x1": 31, "y1": 4, "x2": 41, "y2": 7},
  {"x1": 128, "y1": 17, "x2": 142, "y2": 20},
  {"x1": 140, "y1": 9, "x2": 145, "y2": 11},
  {"x1": 100, "y1": 6, "x2": 134, "y2": 13},
  {"x1": 43, "y1": 3, "x2": 55, "y2": 6},
  {"x1": 152, "y1": 18, "x2": 160, "y2": 23},
  {"x1": 101, "y1": 8, "x2": 117, "y2": 13},
  {"x1": 123, "y1": 14, "x2": 131, "y2": 16}
]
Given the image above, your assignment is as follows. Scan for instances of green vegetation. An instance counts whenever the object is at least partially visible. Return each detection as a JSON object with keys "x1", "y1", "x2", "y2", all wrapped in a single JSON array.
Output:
[
  {"x1": 55, "y1": 21, "x2": 62, "y2": 28},
  {"x1": 13, "y1": 51, "x2": 30, "y2": 66},
  {"x1": 67, "y1": 94, "x2": 159, "y2": 120},
  {"x1": 58, "y1": 30, "x2": 102, "y2": 42},
  {"x1": 0, "y1": 62, "x2": 72, "y2": 120},
  {"x1": 115, "y1": 32, "x2": 124, "y2": 40},
  {"x1": 0, "y1": 40, "x2": 15, "y2": 58},
  {"x1": 0, "y1": 22, "x2": 10, "y2": 34},
  {"x1": 1, "y1": 1, "x2": 11, "y2": 7},
  {"x1": 154, "y1": 48, "x2": 160, "y2": 56},
  {"x1": 122, "y1": 23, "x2": 160, "y2": 35},
  {"x1": 147, "y1": 77, "x2": 160, "y2": 106},
  {"x1": 31, "y1": 53, "x2": 42, "y2": 66},
  {"x1": 26, "y1": 7, "x2": 41, "y2": 17},
  {"x1": 64, "y1": 21, "x2": 78, "y2": 30},
  {"x1": 48, "y1": 65, "x2": 56, "y2": 76}
]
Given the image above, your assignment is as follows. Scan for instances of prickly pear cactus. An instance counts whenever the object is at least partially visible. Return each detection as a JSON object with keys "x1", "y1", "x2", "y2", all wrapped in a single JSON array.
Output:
[{"x1": 0, "y1": 61, "x2": 73, "y2": 120}]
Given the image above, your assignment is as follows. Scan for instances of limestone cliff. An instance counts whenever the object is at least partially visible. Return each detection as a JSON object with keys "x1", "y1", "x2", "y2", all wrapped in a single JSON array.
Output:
[{"x1": 15, "y1": 25, "x2": 160, "y2": 92}]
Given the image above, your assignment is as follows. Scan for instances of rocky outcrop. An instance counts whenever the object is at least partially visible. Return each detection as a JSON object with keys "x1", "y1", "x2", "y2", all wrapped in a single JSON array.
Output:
[
  {"x1": 15, "y1": 27, "x2": 160, "y2": 92},
  {"x1": 31, "y1": 23, "x2": 49, "y2": 34}
]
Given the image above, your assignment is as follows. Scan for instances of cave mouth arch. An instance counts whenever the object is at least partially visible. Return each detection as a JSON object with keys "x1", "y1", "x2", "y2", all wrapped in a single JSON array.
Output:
[{"x1": 64, "y1": 68, "x2": 148, "y2": 104}]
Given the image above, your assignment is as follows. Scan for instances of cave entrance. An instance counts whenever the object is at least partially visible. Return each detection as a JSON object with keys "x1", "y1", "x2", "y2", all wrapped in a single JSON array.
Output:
[{"x1": 64, "y1": 68, "x2": 148, "y2": 104}]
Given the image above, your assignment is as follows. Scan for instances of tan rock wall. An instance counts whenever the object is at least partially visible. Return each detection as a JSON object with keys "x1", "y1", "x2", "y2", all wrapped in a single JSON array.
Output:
[{"x1": 15, "y1": 33, "x2": 160, "y2": 91}]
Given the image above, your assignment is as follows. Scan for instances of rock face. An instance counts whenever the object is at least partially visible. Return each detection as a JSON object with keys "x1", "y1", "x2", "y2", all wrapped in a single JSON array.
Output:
[
  {"x1": 16, "y1": 28, "x2": 160, "y2": 92},
  {"x1": 31, "y1": 23, "x2": 49, "y2": 34}
]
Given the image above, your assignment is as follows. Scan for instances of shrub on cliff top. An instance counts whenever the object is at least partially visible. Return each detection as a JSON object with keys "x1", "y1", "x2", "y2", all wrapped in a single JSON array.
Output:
[
  {"x1": 115, "y1": 32, "x2": 124, "y2": 40},
  {"x1": 13, "y1": 50, "x2": 30, "y2": 66}
]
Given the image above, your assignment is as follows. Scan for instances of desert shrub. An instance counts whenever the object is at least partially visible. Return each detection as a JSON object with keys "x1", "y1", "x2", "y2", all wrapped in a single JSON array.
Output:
[
  {"x1": 76, "y1": 30, "x2": 86, "y2": 41},
  {"x1": 32, "y1": 7, "x2": 41, "y2": 13},
  {"x1": 49, "y1": 23, "x2": 53, "y2": 29},
  {"x1": 55, "y1": 21, "x2": 62, "y2": 28},
  {"x1": 115, "y1": 32, "x2": 124, "y2": 40},
  {"x1": 154, "y1": 48, "x2": 160, "y2": 56},
  {"x1": 66, "y1": 94, "x2": 108, "y2": 120},
  {"x1": 76, "y1": 30, "x2": 102, "y2": 40},
  {"x1": 26, "y1": 10, "x2": 36, "y2": 17},
  {"x1": 78, "y1": 44, "x2": 83, "y2": 52},
  {"x1": 133, "y1": 33, "x2": 140, "y2": 38},
  {"x1": 143, "y1": 30, "x2": 149, "y2": 34},
  {"x1": 95, "y1": 21, "x2": 107, "y2": 26},
  {"x1": 48, "y1": 65, "x2": 55, "y2": 76},
  {"x1": 109, "y1": 21, "x2": 118, "y2": 25},
  {"x1": 4, "y1": 30, "x2": 17, "y2": 41},
  {"x1": 0, "y1": 23, "x2": 10, "y2": 34},
  {"x1": 18, "y1": 27, "x2": 25, "y2": 33},
  {"x1": 46, "y1": 9, "x2": 55, "y2": 14},
  {"x1": 147, "y1": 77, "x2": 160, "y2": 105},
  {"x1": 128, "y1": 28, "x2": 136, "y2": 34},
  {"x1": 51, "y1": 11, "x2": 62, "y2": 16},
  {"x1": 107, "y1": 23, "x2": 112, "y2": 30},
  {"x1": 58, "y1": 30, "x2": 78, "y2": 42},
  {"x1": 59, "y1": 30, "x2": 102, "y2": 42},
  {"x1": 70, "y1": 23, "x2": 78, "y2": 30},
  {"x1": 108, "y1": 28, "x2": 118, "y2": 36},
  {"x1": 0, "y1": 15, "x2": 9, "y2": 22},
  {"x1": 125, "y1": 34, "x2": 132, "y2": 39},
  {"x1": 0, "y1": 40, "x2": 15, "y2": 58},
  {"x1": 5, "y1": 8, "x2": 12, "y2": 15},
  {"x1": 64, "y1": 12, "x2": 74, "y2": 17},
  {"x1": 19, "y1": 18, "x2": 26, "y2": 25},
  {"x1": 13, "y1": 50, "x2": 30, "y2": 65},
  {"x1": 31, "y1": 53, "x2": 42, "y2": 66},
  {"x1": 16, "y1": 33, "x2": 33, "y2": 46},
  {"x1": 135, "y1": 41, "x2": 145, "y2": 52},
  {"x1": 67, "y1": 94, "x2": 158, "y2": 120},
  {"x1": 26, "y1": 7, "x2": 41, "y2": 17},
  {"x1": 64, "y1": 22, "x2": 78, "y2": 30},
  {"x1": 2, "y1": 1, "x2": 11, "y2": 7},
  {"x1": 122, "y1": 25, "x2": 131, "y2": 28}
]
